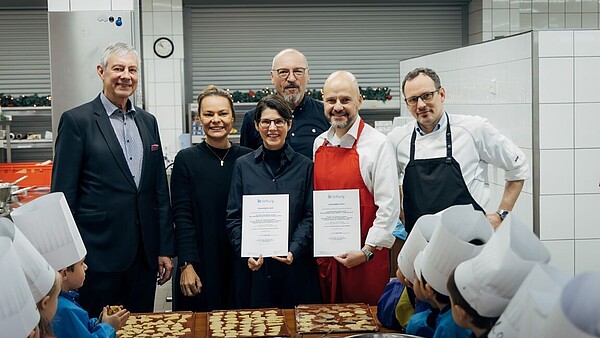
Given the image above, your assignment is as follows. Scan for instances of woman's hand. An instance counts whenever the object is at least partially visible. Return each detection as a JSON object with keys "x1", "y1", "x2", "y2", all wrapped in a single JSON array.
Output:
[
  {"x1": 248, "y1": 255, "x2": 264, "y2": 271},
  {"x1": 180, "y1": 264, "x2": 202, "y2": 296},
  {"x1": 272, "y1": 252, "x2": 294, "y2": 265}
]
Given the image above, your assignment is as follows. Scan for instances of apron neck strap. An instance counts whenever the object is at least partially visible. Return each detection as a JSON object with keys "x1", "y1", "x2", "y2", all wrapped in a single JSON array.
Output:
[
  {"x1": 409, "y1": 113, "x2": 452, "y2": 162},
  {"x1": 353, "y1": 119, "x2": 365, "y2": 149},
  {"x1": 444, "y1": 113, "x2": 452, "y2": 162}
]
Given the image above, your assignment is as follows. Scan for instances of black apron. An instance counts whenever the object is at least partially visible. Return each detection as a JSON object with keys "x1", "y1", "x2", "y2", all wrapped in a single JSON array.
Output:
[{"x1": 402, "y1": 113, "x2": 484, "y2": 233}]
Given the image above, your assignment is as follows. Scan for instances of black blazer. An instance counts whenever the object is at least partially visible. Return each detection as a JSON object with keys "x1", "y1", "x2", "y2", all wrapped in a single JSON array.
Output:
[{"x1": 51, "y1": 94, "x2": 174, "y2": 272}]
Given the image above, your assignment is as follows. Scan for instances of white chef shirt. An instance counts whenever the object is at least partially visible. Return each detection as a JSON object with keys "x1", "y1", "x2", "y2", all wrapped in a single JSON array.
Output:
[
  {"x1": 313, "y1": 116, "x2": 400, "y2": 249},
  {"x1": 386, "y1": 113, "x2": 529, "y2": 211}
]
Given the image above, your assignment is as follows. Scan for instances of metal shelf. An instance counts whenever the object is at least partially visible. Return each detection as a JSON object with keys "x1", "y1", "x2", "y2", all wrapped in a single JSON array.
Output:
[{"x1": 0, "y1": 107, "x2": 53, "y2": 163}]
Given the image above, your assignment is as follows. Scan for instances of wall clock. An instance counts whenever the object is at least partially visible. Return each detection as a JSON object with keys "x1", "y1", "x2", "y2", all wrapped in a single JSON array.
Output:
[{"x1": 153, "y1": 37, "x2": 174, "y2": 58}]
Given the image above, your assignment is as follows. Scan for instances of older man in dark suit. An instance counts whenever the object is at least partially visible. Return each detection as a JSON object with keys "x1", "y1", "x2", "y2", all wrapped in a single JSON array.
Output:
[{"x1": 51, "y1": 42, "x2": 174, "y2": 315}]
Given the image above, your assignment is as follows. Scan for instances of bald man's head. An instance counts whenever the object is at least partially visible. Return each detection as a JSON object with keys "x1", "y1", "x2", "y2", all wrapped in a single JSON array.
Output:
[{"x1": 322, "y1": 71, "x2": 362, "y2": 135}]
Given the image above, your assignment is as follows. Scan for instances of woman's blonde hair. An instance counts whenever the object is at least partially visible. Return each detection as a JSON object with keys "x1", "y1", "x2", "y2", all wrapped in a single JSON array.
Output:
[{"x1": 196, "y1": 85, "x2": 235, "y2": 121}]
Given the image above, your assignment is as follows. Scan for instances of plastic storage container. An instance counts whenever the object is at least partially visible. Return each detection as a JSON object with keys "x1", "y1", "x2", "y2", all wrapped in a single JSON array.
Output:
[{"x1": 0, "y1": 162, "x2": 53, "y2": 187}]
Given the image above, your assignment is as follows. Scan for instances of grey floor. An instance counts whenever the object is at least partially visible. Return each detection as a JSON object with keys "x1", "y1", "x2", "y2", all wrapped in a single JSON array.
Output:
[{"x1": 153, "y1": 278, "x2": 173, "y2": 312}]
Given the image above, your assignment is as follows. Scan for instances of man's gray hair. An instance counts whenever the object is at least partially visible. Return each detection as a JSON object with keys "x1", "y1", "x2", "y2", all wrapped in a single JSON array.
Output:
[{"x1": 99, "y1": 42, "x2": 140, "y2": 69}]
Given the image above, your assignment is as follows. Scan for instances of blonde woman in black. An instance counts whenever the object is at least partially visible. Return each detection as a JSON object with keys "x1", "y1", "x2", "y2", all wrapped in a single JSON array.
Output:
[{"x1": 171, "y1": 85, "x2": 251, "y2": 311}]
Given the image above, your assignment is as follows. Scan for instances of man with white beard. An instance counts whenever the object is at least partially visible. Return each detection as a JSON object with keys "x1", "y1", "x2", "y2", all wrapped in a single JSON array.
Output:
[
  {"x1": 312, "y1": 71, "x2": 400, "y2": 305},
  {"x1": 240, "y1": 49, "x2": 329, "y2": 159}
]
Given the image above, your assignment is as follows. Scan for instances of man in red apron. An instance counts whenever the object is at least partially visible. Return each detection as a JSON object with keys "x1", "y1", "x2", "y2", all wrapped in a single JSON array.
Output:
[
  {"x1": 313, "y1": 71, "x2": 400, "y2": 305},
  {"x1": 387, "y1": 67, "x2": 529, "y2": 239}
]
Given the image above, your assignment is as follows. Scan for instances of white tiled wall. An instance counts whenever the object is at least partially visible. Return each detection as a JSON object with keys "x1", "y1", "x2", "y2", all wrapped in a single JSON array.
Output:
[
  {"x1": 400, "y1": 30, "x2": 600, "y2": 277},
  {"x1": 469, "y1": 0, "x2": 600, "y2": 44},
  {"x1": 537, "y1": 30, "x2": 600, "y2": 276},
  {"x1": 542, "y1": 240, "x2": 575, "y2": 275},
  {"x1": 141, "y1": 0, "x2": 185, "y2": 162}
]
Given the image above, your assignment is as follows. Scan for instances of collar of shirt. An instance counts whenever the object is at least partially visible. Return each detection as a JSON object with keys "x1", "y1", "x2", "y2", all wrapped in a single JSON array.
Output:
[
  {"x1": 254, "y1": 144, "x2": 295, "y2": 164},
  {"x1": 439, "y1": 304, "x2": 451, "y2": 315},
  {"x1": 415, "y1": 111, "x2": 447, "y2": 136},
  {"x1": 293, "y1": 95, "x2": 309, "y2": 114},
  {"x1": 59, "y1": 290, "x2": 79, "y2": 302},
  {"x1": 100, "y1": 92, "x2": 135, "y2": 117},
  {"x1": 323, "y1": 116, "x2": 362, "y2": 148}
]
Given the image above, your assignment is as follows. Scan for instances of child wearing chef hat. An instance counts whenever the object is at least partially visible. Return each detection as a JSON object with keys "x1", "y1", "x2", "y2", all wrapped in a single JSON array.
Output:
[
  {"x1": 488, "y1": 263, "x2": 569, "y2": 338},
  {"x1": 11, "y1": 192, "x2": 130, "y2": 338},
  {"x1": 397, "y1": 212, "x2": 440, "y2": 336},
  {"x1": 446, "y1": 213, "x2": 551, "y2": 337},
  {"x1": 0, "y1": 236, "x2": 41, "y2": 338},
  {"x1": 1, "y1": 217, "x2": 62, "y2": 338},
  {"x1": 411, "y1": 204, "x2": 493, "y2": 338}
]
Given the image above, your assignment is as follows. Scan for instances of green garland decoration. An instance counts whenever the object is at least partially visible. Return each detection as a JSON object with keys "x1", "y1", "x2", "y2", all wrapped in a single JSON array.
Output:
[
  {"x1": 230, "y1": 88, "x2": 274, "y2": 103},
  {"x1": 231, "y1": 86, "x2": 392, "y2": 103},
  {"x1": 0, "y1": 94, "x2": 51, "y2": 107},
  {"x1": 1, "y1": 87, "x2": 392, "y2": 107}
]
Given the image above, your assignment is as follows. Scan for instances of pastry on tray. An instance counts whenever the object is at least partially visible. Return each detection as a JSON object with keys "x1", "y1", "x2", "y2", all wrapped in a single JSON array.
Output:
[
  {"x1": 295, "y1": 303, "x2": 378, "y2": 334},
  {"x1": 207, "y1": 308, "x2": 290, "y2": 337},
  {"x1": 117, "y1": 311, "x2": 194, "y2": 338}
]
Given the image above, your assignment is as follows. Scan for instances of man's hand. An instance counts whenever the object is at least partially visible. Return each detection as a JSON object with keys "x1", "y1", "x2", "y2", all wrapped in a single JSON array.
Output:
[
  {"x1": 248, "y1": 255, "x2": 264, "y2": 271},
  {"x1": 272, "y1": 252, "x2": 294, "y2": 265},
  {"x1": 334, "y1": 250, "x2": 366, "y2": 268},
  {"x1": 157, "y1": 256, "x2": 173, "y2": 285},
  {"x1": 486, "y1": 213, "x2": 502, "y2": 230},
  {"x1": 101, "y1": 306, "x2": 130, "y2": 331},
  {"x1": 180, "y1": 264, "x2": 202, "y2": 296}
]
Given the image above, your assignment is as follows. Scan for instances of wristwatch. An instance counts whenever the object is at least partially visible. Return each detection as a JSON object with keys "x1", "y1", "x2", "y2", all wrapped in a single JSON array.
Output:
[
  {"x1": 361, "y1": 247, "x2": 374, "y2": 261},
  {"x1": 496, "y1": 209, "x2": 510, "y2": 221},
  {"x1": 180, "y1": 261, "x2": 193, "y2": 271}
]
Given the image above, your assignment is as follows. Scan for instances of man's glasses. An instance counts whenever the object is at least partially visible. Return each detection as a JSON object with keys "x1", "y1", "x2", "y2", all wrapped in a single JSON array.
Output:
[
  {"x1": 272, "y1": 67, "x2": 307, "y2": 79},
  {"x1": 259, "y1": 118, "x2": 287, "y2": 128},
  {"x1": 404, "y1": 89, "x2": 439, "y2": 107}
]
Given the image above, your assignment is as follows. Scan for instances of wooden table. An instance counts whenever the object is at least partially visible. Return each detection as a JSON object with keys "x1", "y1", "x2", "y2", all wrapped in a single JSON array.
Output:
[{"x1": 195, "y1": 306, "x2": 401, "y2": 337}]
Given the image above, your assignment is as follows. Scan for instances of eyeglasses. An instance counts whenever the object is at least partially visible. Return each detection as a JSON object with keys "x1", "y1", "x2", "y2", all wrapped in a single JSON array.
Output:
[
  {"x1": 404, "y1": 89, "x2": 439, "y2": 107},
  {"x1": 259, "y1": 118, "x2": 287, "y2": 128},
  {"x1": 272, "y1": 67, "x2": 307, "y2": 79}
]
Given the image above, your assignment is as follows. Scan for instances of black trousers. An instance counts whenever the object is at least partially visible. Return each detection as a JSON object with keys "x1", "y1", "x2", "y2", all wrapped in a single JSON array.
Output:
[{"x1": 78, "y1": 244, "x2": 156, "y2": 316}]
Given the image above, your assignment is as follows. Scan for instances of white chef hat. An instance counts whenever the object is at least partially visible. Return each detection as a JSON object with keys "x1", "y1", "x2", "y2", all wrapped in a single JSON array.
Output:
[
  {"x1": 529, "y1": 271, "x2": 600, "y2": 338},
  {"x1": 454, "y1": 213, "x2": 551, "y2": 317},
  {"x1": 413, "y1": 204, "x2": 493, "y2": 296},
  {"x1": 397, "y1": 212, "x2": 439, "y2": 284},
  {"x1": 0, "y1": 236, "x2": 40, "y2": 338},
  {"x1": 11, "y1": 192, "x2": 86, "y2": 270},
  {"x1": 516, "y1": 290, "x2": 561, "y2": 338},
  {"x1": 488, "y1": 263, "x2": 570, "y2": 338},
  {"x1": 0, "y1": 217, "x2": 55, "y2": 303}
]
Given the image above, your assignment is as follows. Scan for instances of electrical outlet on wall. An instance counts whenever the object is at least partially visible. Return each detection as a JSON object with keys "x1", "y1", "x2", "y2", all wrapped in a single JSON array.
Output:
[{"x1": 490, "y1": 79, "x2": 497, "y2": 95}]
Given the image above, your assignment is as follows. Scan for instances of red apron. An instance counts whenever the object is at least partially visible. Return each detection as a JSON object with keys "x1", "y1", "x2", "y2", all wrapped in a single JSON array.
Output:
[{"x1": 314, "y1": 120, "x2": 390, "y2": 305}]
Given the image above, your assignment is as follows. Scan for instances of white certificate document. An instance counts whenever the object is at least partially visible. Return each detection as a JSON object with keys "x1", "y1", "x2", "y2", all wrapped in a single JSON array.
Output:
[
  {"x1": 241, "y1": 194, "x2": 289, "y2": 257},
  {"x1": 313, "y1": 189, "x2": 361, "y2": 257}
]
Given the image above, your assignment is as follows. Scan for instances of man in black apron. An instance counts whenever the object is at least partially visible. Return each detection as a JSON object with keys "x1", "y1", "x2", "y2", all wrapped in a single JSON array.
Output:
[{"x1": 387, "y1": 67, "x2": 529, "y2": 235}]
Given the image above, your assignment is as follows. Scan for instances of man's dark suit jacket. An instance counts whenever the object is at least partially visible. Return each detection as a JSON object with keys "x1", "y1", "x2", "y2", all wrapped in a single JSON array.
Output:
[{"x1": 51, "y1": 94, "x2": 174, "y2": 272}]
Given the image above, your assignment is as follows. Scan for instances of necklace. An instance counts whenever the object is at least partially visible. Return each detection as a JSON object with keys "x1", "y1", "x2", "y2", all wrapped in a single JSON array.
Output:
[{"x1": 205, "y1": 142, "x2": 231, "y2": 167}]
